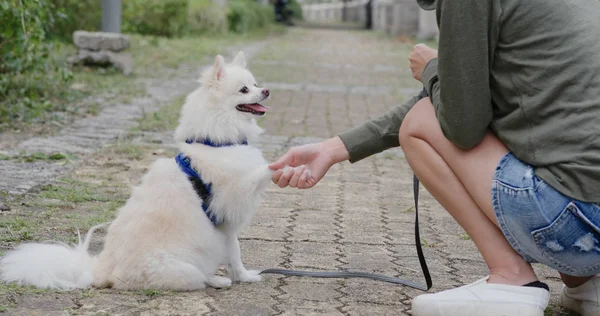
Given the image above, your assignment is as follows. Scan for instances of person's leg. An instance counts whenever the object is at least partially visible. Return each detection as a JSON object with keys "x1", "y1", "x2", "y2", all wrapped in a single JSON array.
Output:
[
  {"x1": 561, "y1": 273, "x2": 594, "y2": 288},
  {"x1": 398, "y1": 97, "x2": 537, "y2": 286}
]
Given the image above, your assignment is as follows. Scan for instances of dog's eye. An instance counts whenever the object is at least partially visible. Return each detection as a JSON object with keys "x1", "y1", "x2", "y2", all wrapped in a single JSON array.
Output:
[
  {"x1": 239, "y1": 86, "x2": 249, "y2": 94},
  {"x1": 254, "y1": 83, "x2": 258, "y2": 87}
]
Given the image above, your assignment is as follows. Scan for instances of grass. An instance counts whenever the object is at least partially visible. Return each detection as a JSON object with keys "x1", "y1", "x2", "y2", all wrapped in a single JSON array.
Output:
[
  {"x1": 0, "y1": 283, "x2": 55, "y2": 296},
  {"x1": 135, "y1": 95, "x2": 186, "y2": 132},
  {"x1": 0, "y1": 151, "x2": 74, "y2": 163},
  {"x1": 39, "y1": 181, "x2": 112, "y2": 204},
  {"x1": 0, "y1": 218, "x2": 37, "y2": 243},
  {"x1": 107, "y1": 141, "x2": 148, "y2": 161},
  {"x1": 141, "y1": 289, "x2": 171, "y2": 298}
]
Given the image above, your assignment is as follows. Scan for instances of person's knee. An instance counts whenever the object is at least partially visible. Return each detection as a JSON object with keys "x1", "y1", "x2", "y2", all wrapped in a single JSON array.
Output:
[{"x1": 398, "y1": 98, "x2": 434, "y2": 147}]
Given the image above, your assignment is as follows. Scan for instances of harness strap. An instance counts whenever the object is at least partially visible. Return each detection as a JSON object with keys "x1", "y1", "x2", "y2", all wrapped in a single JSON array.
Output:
[
  {"x1": 175, "y1": 138, "x2": 248, "y2": 226},
  {"x1": 188, "y1": 176, "x2": 218, "y2": 225}
]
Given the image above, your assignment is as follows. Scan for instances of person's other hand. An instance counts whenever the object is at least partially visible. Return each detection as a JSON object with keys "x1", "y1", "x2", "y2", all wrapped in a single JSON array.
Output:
[{"x1": 409, "y1": 43, "x2": 438, "y2": 82}]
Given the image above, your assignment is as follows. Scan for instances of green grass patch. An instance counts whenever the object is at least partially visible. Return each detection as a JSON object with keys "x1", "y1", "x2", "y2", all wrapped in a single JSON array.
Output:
[
  {"x1": 0, "y1": 218, "x2": 38, "y2": 243},
  {"x1": 135, "y1": 96, "x2": 185, "y2": 132},
  {"x1": 39, "y1": 185, "x2": 110, "y2": 203},
  {"x1": 0, "y1": 283, "x2": 56, "y2": 296},
  {"x1": 141, "y1": 289, "x2": 171, "y2": 298},
  {"x1": 0, "y1": 151, "x2": 74, "y2": 163},
  {"x1": 105, "y1": 141, "x2": 150, "y2": 161}
]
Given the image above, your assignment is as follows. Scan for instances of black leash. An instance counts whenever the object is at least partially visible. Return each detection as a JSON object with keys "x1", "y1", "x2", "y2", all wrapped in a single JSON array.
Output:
[
  {"x1": 260, "y1": 175, "x2": 433, "y2": 291},
  {"x1": 261, "y1": 88, "x2": 432, "y2": 291}
]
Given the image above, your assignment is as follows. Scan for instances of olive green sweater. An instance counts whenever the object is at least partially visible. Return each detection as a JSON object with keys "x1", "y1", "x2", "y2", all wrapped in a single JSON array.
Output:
[{"x1": 339, "y1": 0, "x2": 600, "y2": 202}]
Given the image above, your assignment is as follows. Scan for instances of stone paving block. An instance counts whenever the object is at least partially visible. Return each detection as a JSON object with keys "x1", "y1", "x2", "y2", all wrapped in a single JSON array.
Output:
[
  {"x1": 255, "y1": 206, "x2": 294, "y2": 220},
  {"x1": 204, "y1": 278, "x2": 281, "y2": 315},
  {"x1": 342, "y1": 220, "x2": 388, "y2": 244},
  {"x1": 288, "y1": 242, "x2": 340, "y2": 270},
  {"x1": 242, "y1": 218, "x2": 289, "y2": 241},
  {"x1": 342, "y1": 243, "x2": 396, "y2": 273},
  {"x1": 297, "y1": 195, "x2": 339, "y2": 210},
  {"x1": 240, "y1": 240, "x2": 286, "y2": 269},
  {"x1": 341, "y1": 279, "x2": 409, "y2": 305},
  {"x1": 280, "y1": 281, "x2": 342, "y2": 302},
  {"x1": 138, "y1": 295, "x2": 213, "y2": 316},
  {"x1": 290, "y1": 209, "x2": 338, "y2": 242},
  {"x1": 277, "y1": 300, "x2": 346, "y2": 316},
  {"x1": 343, "y1": 302, "x2": 409, "y2": 316}
]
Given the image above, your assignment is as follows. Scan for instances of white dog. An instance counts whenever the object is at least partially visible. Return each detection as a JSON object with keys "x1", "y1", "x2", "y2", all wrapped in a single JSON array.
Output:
[{"x1": 0, "y1": 52, "x2": 275, "y2": 291}]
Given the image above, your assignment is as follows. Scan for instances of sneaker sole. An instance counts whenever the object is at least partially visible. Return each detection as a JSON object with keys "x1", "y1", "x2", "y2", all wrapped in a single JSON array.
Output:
[{"x1": 412, "y1": 302, "x2": 545, "y2": 316}]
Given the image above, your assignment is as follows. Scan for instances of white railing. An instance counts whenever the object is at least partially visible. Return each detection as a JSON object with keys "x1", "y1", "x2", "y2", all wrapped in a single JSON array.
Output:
[
  {"x1": 301, "y1": 0, "x2": 369, "y2": 24},
  {"x1": 300, "y1": 0, "x2": 438, "y2": 40}
]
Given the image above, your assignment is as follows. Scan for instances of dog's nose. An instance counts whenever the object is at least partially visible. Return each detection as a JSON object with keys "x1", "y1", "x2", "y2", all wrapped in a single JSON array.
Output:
[{"x1": 262, "y1": 89, "x2": 270, "y2": 97}]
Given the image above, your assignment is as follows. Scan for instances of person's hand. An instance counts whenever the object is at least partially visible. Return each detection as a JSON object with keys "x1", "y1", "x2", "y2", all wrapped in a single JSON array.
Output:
[
  {"x1": 269, "y1": 137, "x2": 349, "y2": 189},
  {"x1": 409, "y1": 43, "x2": 438, "y2": 82}
]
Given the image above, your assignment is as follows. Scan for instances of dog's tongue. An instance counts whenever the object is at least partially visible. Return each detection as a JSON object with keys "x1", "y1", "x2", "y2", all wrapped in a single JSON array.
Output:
[{"x1": 246, "y1": 103, "x2": 269, "y2": 113}]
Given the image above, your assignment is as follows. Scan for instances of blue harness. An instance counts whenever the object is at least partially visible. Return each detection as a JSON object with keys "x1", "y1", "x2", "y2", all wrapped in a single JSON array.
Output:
[{"x1": 175, "y1": 138, "x2": 248, "y2": 226}]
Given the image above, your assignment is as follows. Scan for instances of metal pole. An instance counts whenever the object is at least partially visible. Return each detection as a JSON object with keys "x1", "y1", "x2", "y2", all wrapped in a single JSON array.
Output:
[
  {"x1": 102, "y1": 0, "x2": 121, "y2": 33},
  {"x1": 342, "y1": 0, "x2": 348, "y2": 22}
]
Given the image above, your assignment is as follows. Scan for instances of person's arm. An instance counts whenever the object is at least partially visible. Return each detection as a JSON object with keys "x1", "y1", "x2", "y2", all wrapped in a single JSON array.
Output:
[
  {"x1": 422, "y1": 0, "x2": 497, "y2": 150},
  {"x1": 338, "y1": 90, "x2": 428, "y2": 163}
]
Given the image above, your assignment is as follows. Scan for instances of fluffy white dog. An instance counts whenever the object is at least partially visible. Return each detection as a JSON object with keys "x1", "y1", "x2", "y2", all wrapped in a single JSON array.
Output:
[{"x1": 0, "y1": 52, "x2": 275, "y2": 291}]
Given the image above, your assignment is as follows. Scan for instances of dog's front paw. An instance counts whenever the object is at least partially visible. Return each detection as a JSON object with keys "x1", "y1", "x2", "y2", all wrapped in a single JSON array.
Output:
[
  {"x1": 232, "y1": 269, "x2": 262, "y2": 283},
  {"x1": 206, "y1": 275, "x2": 233, "y2": 288},
  {"x1": 259, "y1": 164, "x2": 275, "y2": 179}
]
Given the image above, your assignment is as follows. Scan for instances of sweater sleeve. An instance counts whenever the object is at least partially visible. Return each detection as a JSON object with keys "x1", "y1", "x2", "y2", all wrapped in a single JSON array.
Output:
[
  {"x1": 421, "y1": 0, "x2": 495, "y2": 150},
  {"x1": 338, "y1": 90, "x2": 429, "y2": 163}
]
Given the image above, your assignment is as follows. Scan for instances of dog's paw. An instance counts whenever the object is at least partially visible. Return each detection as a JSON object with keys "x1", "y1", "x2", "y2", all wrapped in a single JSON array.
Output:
[
  {"x1": 234, "y1": 269, "x2": 262, "y2": 283},
  {"x1": 206, "y1": 275, "x2": 233, "y2": 288},
  {"x1": 259, "y1": 164, "x2": 275, "y2": 178}
]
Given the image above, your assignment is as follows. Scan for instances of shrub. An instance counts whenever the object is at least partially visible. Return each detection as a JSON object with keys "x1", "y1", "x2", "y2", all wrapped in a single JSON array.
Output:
[
  {"x1": 0, "y1": 0, "x2": 73, "y2": 126},
  {"x1": 188, "y1": 0, "x2": 228, "y2": 35},
  {"x1": 227, "y1": 0, "x2": 274, "y2": 34},
  {"x1": 287, "y1": 0, "x2": 303, "y2": 20},
  {"x1": 1, "y1": 0, "x2": 57, "y2": 73},
  {"x1": 123, "y1": 0, "x2": 189, "y2": 37},
  {"x1": 50, "y1": 0, "x2": 189, "y2": 38},
  {"x1": 49, "y1": 0, "x2": 101, "y2": 38}
]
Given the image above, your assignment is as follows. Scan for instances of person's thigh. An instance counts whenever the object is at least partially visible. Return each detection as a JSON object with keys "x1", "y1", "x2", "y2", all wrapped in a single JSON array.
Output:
[{"x1": 401, "y1": 98, "x2": 508, "y2": 225}]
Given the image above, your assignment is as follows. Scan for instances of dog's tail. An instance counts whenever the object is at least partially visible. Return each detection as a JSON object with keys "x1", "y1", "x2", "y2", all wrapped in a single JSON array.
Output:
[{"x1": 0, "y1": 223, "x2": 108, "y2": 290}]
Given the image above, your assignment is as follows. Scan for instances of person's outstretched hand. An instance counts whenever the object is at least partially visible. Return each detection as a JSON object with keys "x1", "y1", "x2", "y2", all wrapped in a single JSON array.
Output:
[{"x1": 269, "y1": 136, "x2": 349, "y2": 189}]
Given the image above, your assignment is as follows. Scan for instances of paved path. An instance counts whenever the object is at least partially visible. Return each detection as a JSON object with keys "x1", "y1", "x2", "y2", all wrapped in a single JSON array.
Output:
[{"x1": 0, "y1": 28, "x2": 570, "y2": 315}]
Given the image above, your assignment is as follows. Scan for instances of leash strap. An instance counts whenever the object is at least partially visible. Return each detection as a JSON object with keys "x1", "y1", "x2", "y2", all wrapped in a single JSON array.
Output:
[
  {"x1": 260, "y1": 174, "x2": 432, "y2": 291},
  {"x1": 260, "y1": 89, "x2": 433, "y2": 291}
]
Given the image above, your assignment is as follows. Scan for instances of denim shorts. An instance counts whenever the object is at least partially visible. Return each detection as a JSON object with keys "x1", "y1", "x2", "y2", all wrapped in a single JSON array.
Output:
[{"x1": 492, "y1": 152, "x2": 600, "y2": 277}]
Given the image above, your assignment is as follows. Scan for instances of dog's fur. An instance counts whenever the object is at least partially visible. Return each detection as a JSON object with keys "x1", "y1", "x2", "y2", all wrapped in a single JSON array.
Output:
[{"x1": 0, "y1": 52, "x2": 275, "y2": 291}]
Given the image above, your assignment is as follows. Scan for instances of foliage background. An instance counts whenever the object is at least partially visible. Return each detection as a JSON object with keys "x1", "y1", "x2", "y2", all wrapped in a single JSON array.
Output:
[{"x1": 0, "y1": 0, "x2": 295, "y2": 129}]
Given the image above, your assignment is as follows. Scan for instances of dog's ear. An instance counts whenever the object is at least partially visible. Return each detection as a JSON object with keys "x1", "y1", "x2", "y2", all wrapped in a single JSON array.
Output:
[
  {"x1": 213, "y1": 55, "x2": 226, "y2": 81},
  {"x1": 231, "y1": 51, "x2": 247, "y2": 68}
]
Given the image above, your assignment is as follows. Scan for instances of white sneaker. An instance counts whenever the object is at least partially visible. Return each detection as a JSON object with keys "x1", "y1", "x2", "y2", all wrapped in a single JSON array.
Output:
[
  {"x1": 411, "y1": 277, "x2": 550, "y2": 316},
  {"x1": 559, "y1": 275, "x2": 600, "y2": 316}
]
